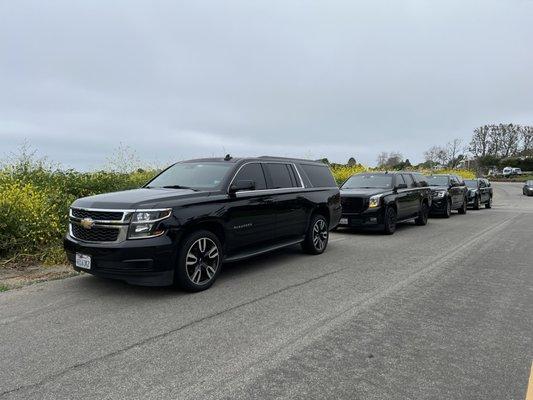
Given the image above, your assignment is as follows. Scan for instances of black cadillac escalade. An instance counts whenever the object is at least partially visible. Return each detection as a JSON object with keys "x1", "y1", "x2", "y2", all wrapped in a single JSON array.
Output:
[
  {"x1": 64, "y1": 156, "x2": 341, "y2": 291},
  {"x1": 337, "y1": 171, "x2": 432, "y2": 234},
  {"x1": 427, "y1": 174, "x2": 468, "y2": 217}
]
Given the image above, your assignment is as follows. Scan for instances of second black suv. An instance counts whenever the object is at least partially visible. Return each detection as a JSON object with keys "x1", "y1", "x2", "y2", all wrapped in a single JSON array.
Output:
[
  {"x1": 427, "y1": 174, "x2": 468, "y2": 217},
  {"x1": 338, "y1": 172, "x2": 432, "y2": 234},
  {"x1": 64, "y1": 156, "x2": 341, "y2": 291}
]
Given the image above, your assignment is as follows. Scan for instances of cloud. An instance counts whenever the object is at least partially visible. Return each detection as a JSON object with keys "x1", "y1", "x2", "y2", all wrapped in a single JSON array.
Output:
[{"x1": 1, "y1": 0, "x2": 533, "y2": 169}]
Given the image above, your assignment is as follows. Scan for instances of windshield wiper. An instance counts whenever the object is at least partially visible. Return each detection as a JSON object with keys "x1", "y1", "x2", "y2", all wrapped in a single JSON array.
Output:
[
  {"x1": 146, "y1": 185, "x2": 199, "y2": 191},
  {"x1": 162, "y1": 185, "x2": 199, "y2": 191}
]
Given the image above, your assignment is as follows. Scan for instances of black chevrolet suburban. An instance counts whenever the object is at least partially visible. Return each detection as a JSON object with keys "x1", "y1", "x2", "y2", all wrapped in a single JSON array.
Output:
[
  {"x1": 427, "y1": 174, "x2": 468, "y2": 217},
  {"x1": 337, "y1": 172, "x2": 432, "y2": 234},
  {"x1": 64, "y1": 156, "x2": 341, "y2": 291}
]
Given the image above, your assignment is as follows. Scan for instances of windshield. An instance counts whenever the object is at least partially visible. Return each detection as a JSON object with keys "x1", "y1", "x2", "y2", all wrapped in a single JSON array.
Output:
[
  {"x1": 342, "y1": 174, "x2": 393, "y2": 189},
  {"x1": 464, "y1": 180, "x2": 478, "y2": 188},
  {"x1": 146, "y1": 162, "x2": 233, "y2": 190},
  {"x1": 427, "y1": 175, "x2": 450, "y2": 187}
]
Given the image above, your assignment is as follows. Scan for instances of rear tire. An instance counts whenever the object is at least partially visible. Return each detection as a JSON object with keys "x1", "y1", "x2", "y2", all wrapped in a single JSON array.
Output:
[
  {"x1": 443, "y1": 198, "x2": 451, "y2": 218},
  {"x1": 302, "y1": 214, "x2": 329, "y2": 255},
  {"x1": 485, "y1": 196, "x2": 492, "y2": 208},
  {"x1": 383, "y1": 207, "x2": 397, "y2": 235},
  {"x1": 174, "y1": 230, "x2": 222, "y2": 292},
  {"x1": 458, "y1": 197, "x2": 467, "y2": 214},
  {"x1": 473, "y1": 195, "x2": 480, "y2": 210},
  {"x1": 415, "y1": 202, "x2": 429, "y2": 226}
]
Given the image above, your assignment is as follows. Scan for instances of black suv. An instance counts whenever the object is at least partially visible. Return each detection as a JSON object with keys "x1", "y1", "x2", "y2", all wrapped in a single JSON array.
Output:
[
  {"x1": 64, "y1": 156, "x2": 341, "y2": 291},
  {"x1": 338, "y1": 172, "x2": 432, "y2": 234},
  {"x1": 464, "y1": 178, "x2": 493, "y2": 209},
  {"x1": 427, "y1": 174, "x2": 468, "y2": 217}
]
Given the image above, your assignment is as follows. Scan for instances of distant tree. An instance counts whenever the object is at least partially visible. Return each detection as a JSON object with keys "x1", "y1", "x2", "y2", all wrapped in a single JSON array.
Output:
[
  {"x1": 446, "y1": 138, "x2": 463, "y2": 169},
  {"x1": 470, "y1": 125, "x2": 491, "y2": 158},
  {"x1": 376, "y1": 152, "x2": 388, "y2": 167},
  {"x1": 404, "y1": 159, "x2": 412, "y2": 167},
  {"x1": 347, "y1": 157, "x2": 357, "y2": 166},
  {"x1": 424, "y1": 145, "x2": 447, "y2": 166}
]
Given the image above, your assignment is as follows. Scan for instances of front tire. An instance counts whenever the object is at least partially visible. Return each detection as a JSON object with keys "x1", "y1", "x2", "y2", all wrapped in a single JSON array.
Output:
[
  {"x1": 485, "y1": 196, "x2": 492, "y2": 208},
  {"x1": 383, "y1": 207, "x2": 397, "y2": 235},
  {"x1": 302, "y1": 214, "x2": 329, "y2": 254},
  {"x1": 174, "y1": 230, "x2": 222, "y2": 292},
  {"x1": 458, "y1": 197, "x2": 467, "y2": 214},
  {"x1": 415, "y1": 202, "x2": 429, "y2": 226},
  {"x1": 443, "y1": 198, "x2": 452, "y2": 218}
]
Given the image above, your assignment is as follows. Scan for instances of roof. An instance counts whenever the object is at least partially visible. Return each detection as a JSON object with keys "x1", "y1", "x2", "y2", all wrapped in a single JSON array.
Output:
[{"x1": 182, "y1": 155, "x2": 326, "y2": 165}]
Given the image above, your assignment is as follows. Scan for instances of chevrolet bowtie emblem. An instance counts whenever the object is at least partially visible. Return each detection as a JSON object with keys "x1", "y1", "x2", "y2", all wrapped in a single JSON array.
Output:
[{"x1": 80, "y1": 218, "x2": 95, "y2": 230}]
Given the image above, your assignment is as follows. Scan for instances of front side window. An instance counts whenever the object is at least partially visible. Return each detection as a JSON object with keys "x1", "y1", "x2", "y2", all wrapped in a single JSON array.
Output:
[
  {"x1": 402, "y1": 174, "x2": 415, "y2": 188},
  {"x1": 232, "y1": 163, "x2": 267, "y2": 190},
  {"x1": 146, "y1": 162, "x2": 233, "y2": 190},
  {"x1": 342, "y1": 174, "x2": 393, "y2": 189},
  {"x1": 265, "y1": 163, "x2": 295, "y2": 189}
]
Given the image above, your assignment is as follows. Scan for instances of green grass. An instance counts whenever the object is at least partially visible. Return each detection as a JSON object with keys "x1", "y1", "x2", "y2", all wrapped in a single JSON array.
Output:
[{"x1": 0, "y1": 284, "x2": 9, "y2": 292}]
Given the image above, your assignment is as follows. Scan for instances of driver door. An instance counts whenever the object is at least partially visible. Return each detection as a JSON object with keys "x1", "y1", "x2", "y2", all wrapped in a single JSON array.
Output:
[{"x1": 225, "y1": 163, "x2": 278, "y2": 254}]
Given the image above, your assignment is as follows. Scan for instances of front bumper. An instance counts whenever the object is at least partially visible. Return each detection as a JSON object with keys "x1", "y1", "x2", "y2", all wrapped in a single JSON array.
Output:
[
  {"x1": 338, "y1": 207, "x2": 384, "y2": 229},
  {"x1": 430, "y1": 197, "x2": 448, "y2": 213},
  {"x1": 64, "y1": 234, "x2": 177, "y2": 286}
]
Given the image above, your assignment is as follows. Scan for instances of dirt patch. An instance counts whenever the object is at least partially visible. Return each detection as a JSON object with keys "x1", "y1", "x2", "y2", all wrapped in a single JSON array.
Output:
[{"x1": 0, "y1": 263, "x2": 79, "y2": 291}]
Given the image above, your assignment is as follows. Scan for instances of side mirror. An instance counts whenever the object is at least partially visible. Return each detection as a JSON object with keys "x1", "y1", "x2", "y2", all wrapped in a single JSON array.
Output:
[
  {"x1": 395, "y1": 183, "x2": 408, "y2": 190},
  {"x1": 229, "y1": 180, "x2": 255, "y2": 194}
]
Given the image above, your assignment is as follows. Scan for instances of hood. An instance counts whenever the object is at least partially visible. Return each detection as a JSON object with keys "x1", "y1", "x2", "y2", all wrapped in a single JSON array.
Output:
[
  {"x1": 428, "y1": 185, "x2": 449, "y2": 192},
  {"x1": 340, "y1": 188, "x2": 392, "y2": 197},
  {"x1": 71, "y1": 188, "x2": 212, "y2": 210}
]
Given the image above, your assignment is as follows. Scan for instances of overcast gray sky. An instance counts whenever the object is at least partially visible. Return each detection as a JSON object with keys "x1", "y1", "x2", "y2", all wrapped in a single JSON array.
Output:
[{"x1": 1, "y1": 0, "x2": 533, "y2": 169}]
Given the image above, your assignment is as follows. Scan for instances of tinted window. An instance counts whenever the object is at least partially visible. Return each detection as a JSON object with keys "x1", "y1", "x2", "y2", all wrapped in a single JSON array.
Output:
[
  {"x1": 301, "y1": 164, "x2": 336, "y2": 187},
  {"x1": 266, "y1": 163, "x2": 295, "y2": 188},
  {"x1": 412, "y1": 173, "x2": 428, "y2": 187},
  {"x1": 147, "y1": 162, "x2": 233, "y2": 190},
  {"x1": 233, "y1": 163, "x2": 267, "y2": 190},
  {"x1": 479, "y1": 180, "x2": 486, "y2": 188},
  {"x1": 402, "y1": 174, "x2": 416, "y2": 188},
  {"x1": 395, "y1": 174, "x2": 406, "y2": 186},
  {"x1": 342, "y1": 174, "x2": 393, "y2": 189},
  {"x1": 450, "y1": 176, "x2": 459, "y2": 185}
]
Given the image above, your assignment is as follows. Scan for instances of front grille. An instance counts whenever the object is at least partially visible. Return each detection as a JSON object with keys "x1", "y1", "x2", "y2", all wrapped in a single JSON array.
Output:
[
  {"x1": 341, "y1": 197, "x2": 367, "y2": 214},
  {"x1": 71, "y1": 223, "x2": 120, "y2": 242},
  {"x1": 71, "y1": 208, "x2": 124, "y2": 221}
]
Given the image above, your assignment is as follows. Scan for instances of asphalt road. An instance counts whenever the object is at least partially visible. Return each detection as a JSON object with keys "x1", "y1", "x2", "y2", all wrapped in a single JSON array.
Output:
[{"x1": 1, "y1": 182, "x2": 532, "y2": 400}]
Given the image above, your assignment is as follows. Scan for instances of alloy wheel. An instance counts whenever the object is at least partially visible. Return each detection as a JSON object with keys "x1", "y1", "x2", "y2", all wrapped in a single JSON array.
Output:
[
  {"x1": 185, "y1": 237, "x2": 220, "y2": 285},
  {"x1": 312, "y1": 219, "x2": 328, "y2": 251}
]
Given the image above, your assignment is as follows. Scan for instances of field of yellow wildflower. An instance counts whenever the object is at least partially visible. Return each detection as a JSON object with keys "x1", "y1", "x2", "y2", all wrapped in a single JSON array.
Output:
[{"x1": 0, "y1": 157, "x2": 475, "y2": 266}]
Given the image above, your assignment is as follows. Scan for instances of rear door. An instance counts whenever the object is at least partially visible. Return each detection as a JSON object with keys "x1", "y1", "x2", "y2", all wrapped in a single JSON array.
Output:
[
  {"x1": 225, "y1": 162, "x2": 278, "y2": 254},
  {"x1": 264, "y1": 162, "x2": 307, "y2": 242},
  {"x1": 402, "y1": 173, "x2": 420, "y2": 217}
]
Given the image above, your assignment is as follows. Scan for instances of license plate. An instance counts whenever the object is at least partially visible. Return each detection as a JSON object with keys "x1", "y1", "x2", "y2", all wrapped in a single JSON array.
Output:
[
  {"x1": 75, "y1": 253, "x2": 91, "y2": 270},
  {"x1": 339, "y1": 218, "x2": 348, "y2": 225}
]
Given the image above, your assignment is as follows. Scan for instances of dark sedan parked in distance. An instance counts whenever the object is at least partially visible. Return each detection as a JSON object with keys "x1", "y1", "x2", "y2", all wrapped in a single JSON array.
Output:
[
  {"x1": 465, "y1": 178, "x2": 493, "y2": 209},
  {"x1": 427, "y1": 174, "x2": 468, "y2": 217},
  {"x1": 338, "y1": 172, "x2": 432, "y2": 234},
  {"x1": 524, "y1": 180, "x2": 533, "y2": 196}
]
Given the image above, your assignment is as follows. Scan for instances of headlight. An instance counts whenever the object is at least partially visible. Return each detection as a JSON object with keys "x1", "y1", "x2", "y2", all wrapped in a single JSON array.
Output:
[
  {"x1": 128, "y1": 209, "x2": 172, "y2": 239},
  {"x1": 368, "y1": 195, "x2": 381, "y2": 208},
  {"x1": 433, "y1": 190, "x2": 446, "y2": 198}
]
